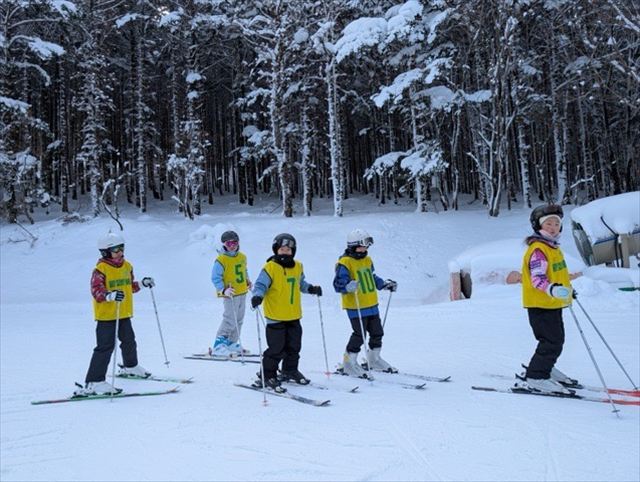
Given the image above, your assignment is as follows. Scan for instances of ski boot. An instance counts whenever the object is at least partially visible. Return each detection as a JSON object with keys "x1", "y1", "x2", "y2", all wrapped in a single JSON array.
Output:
[
  {"x1": 550, "y1": 367, "x2": 580, "y2": 388},
  {"x1": 252, "y1": 372, "x2": 287, "y2": 393},
  {"x1": 74, "y1": 380, "x2": 122, "y2": 397},
  {"x1": 339, "y1": 352, "x2": 374, "y2": 380},
  {"x1": 118, "y1": 364, "x2": 151, "y2": 378},
  {"x1": 279, "y1": 369, "x2": 310, "y2": 385},
  {"x1": 363, "y1": 347, "x2": 398, "y2": 373}
]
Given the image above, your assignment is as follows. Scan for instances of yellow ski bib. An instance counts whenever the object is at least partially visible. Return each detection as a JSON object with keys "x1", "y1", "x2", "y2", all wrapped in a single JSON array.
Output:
[
  {"x1": 216, "y1": 252, "x2": 249, "y2": 296},
  {"x1": 93, "y1": 260, "x2": 135, "y2": 321},
  {"x1": 263, "y1": 260, "x2": 304, "y2": 321},
  {"x1": 337, "y1": 255, "x2": 379, "y2": 310},
  {"x1": 522, "y1": 241, "x2": 571, "y2": 309}
]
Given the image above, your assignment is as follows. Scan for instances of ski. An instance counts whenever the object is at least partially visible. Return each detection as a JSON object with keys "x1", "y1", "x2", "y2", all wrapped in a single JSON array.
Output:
[
  {"x1": 332, "y1": 370, "x2": 426, "y2": 390},
  {"x1": 31, "y1": 386, "x2": 180, "y2": 405},
  {"x1": 234, "y1": 383, "x2": 330, "y2": 407},
  {"x1": 471, "y1": 386, "x2": 640, "y2": 406},
  {"x1": 484, "y1": 373, "x2": 640, "y2": 398},
  {"x1": 184, "y1": 354, "x2": 260, "y2": 364},
  {"x1": 280, "y1": 379, "x2": 359, "y2": 394},
  {"x1": 198, "y1": 351, "x2": 261, "y2": 358},
  {"x1": 367, "y1": 368, "x2": 451, "y2": 383},
  {"x1": 116, "y1": 374, "x2": 194, "y2": 384}
]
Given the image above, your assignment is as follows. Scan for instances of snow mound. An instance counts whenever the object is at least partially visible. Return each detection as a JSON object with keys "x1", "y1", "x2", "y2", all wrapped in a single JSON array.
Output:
[{"x1": 570, "y1": 192, "x2": 640, "y2": 242}]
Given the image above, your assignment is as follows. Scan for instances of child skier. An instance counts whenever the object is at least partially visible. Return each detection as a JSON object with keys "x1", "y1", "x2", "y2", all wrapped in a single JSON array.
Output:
[
  {"x1": 210, "y1": 230, "x2": 252, "y2": 356},
  {"x1": 333, "y1": 229, "x2": 397, "y2": 379},
  {"x1": 74, "y1": 232, "x2": 154, "y2": 396},
  {"x1": 516, "y1": 204, "x2": 576, "y2": 395},
  {"x1": 250, "y1": 233, "x2": 322, "y2": 393}
]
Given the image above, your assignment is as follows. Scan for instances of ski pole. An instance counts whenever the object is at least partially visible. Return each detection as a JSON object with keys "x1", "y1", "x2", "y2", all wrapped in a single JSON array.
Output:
[
  {"x1": 381, "y1": 291, "x2": 393, "y2": 329},
  {"x1": 255, "y1": 308, "x2": 268, "y2": 406},
  {"x1": 149, "y1": 286, "x2": 170, "y2": 367},
  {"x1": 111, "y1": 301, "x2": 121, "y2": 402},
  {"x1": 568, "y1": 305, "x2": 619, "y2": 416},
  {"x1": 316, "y1": 296, "x2": 331, "y2": 378},
  {"x1": 354, "y1": 291, "x2": 372, "y2": 378},
  {"x1": 574, "y1": 297, "x2": 638, "y2": 390},
  {"x1": 230, "y1": 293, "x2": 245, "y2": 365}
]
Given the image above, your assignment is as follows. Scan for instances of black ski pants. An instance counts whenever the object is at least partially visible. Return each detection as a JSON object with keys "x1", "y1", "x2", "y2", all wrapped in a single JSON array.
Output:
[
  {"x1": 262, "y1": 320, "x2": 302, "y2": 379},
  {"x1": 525, "y1": 308, "x2": 565, "y2": 380},
  {"x1": 85, "y1": 318, "x2": 138, "y2": 383},
  {"x1": 346, "y1": 314, "x2": 384, "y2": 353}
]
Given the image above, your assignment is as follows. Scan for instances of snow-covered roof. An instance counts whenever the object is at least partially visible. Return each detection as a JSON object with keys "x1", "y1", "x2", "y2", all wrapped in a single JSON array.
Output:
[{"x1": 570, "y1": 192, "x2": 640, "y2": 243}]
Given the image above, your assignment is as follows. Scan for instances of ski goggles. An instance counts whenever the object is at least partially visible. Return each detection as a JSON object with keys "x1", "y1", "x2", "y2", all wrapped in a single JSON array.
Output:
[
  {"x1": 349, "y1": 237, "x2": 374, "y2": 248},
  {"x1": 223, "y1": 240, "x2": 239, "y2": 248},
  {"x1": 110, "y1": 244, "x2": 125, "y2": 253},
  {"x1": 279, "y1": 238, "x2": 296, "y2": 249}
]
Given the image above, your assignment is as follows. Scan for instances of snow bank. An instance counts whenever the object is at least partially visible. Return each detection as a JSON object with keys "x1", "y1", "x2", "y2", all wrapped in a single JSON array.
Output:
[{"x1": 570, "y1": 192, "x2": 640, "y2": 243}]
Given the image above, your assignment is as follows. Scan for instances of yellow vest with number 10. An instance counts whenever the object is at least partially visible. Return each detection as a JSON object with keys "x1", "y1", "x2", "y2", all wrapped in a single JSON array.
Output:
[{"x1": 337, "y1": 255, "x2": 379, "y2": 310}]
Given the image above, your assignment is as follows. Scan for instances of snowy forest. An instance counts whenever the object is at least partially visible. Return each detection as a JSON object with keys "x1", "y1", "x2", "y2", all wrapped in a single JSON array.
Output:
[{"x1": 1, "y1": 0, "x2": 638, "y2": 222}]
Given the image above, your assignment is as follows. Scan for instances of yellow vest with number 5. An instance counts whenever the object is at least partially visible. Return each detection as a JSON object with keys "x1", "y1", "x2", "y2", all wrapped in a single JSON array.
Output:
[
  {"x1": 263, "y1": 260, "x2": 304, "y2": 321},
  {"x1": 216, "y1": 252, "x2": 249, "y2": 296}
]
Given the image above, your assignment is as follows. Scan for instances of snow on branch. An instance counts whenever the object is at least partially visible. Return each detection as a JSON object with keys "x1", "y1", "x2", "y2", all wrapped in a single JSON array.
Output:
[
  {"x1": 28, "y1": 38, "x2": 65, "y2": 59},
  {"x1": 0, "y1": 96, "x2": 30, "y2": 114}
]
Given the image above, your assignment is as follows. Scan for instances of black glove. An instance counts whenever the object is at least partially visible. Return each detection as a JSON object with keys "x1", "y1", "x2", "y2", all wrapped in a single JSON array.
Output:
[
  {"x1": 106, "y1": 290, "x2": 125, "y2": 302},
  {"x1": 251, "y1": 296, "x2": 263, "y2": 308},
  {"x1": 308, "y1": 285, "x2": 323, "y2": 297},
  {"x1": 141, "y1": 277, "x2": 155, "y2": 288},
  {"x1": 382, "y1": 279, "x2": 397, "y2": 292},
  {"x1": 572, "y1": 289, "x2": 578, "y2": 299}
]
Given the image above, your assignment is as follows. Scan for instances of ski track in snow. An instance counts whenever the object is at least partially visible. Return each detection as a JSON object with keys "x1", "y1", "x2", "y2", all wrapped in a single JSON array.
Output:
[{"x1": 1, "y1": 199, "x2": 639, "y2": 481}]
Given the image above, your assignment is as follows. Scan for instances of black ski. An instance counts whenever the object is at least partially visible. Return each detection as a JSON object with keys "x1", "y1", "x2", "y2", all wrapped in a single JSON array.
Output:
[
  {"x1": 234, "y1": 383, "x2": 331, "y2": 406},
  {"x1": 116, "y1": 374, "x2": 194, "y2": 384},
  {"x1": 471, "y1": 386, "x2": 640, "y2": 406},
  {"x1": 31, "y1": 386, "x2": 180, "y2": 405},
  {"x1": 184, "y1": 354, "x2": 260, "y2": 364}
]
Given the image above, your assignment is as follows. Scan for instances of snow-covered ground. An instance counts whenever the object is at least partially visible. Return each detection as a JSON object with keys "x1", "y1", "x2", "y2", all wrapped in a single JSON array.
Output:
[{"x1": 1, "y1": 196, "x2": 639, "y2": 481}]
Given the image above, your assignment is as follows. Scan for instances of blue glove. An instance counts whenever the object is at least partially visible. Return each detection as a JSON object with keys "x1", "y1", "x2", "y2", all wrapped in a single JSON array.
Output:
[{"x1": 548, "y1": 283, "x2": 570, "y2": 299}]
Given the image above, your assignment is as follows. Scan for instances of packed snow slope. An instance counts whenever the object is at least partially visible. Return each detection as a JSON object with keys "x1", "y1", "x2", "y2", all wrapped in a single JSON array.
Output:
[{"x1": 1, "y1": 196, "x2": 639, "y2": 481}]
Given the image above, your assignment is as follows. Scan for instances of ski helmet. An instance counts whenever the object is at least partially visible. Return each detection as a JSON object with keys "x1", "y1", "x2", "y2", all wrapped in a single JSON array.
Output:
[
  {"x1": 97, "y1": 231, "x2": 125, "y2": 257},
  {"x1": 272, "y1": 233, "x2": 296, "y2": 256},
  {"x1": 347, "y1": 229, "x2": 374, "y2": 248},
  {"x1": 221, "y1": 230, "x2": 239, "y2": 244},
  {"x1": 530, "y1": 204, "x2": 563, "y2": 232}
]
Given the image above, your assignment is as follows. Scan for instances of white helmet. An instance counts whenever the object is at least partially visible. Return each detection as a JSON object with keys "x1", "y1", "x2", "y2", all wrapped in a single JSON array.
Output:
[
  {"x1": 347, "y1": 229, "x2": 374, "y2": 248},
  {"x1": 97, "y1": 232, "x2": 125, "y2": 250}
]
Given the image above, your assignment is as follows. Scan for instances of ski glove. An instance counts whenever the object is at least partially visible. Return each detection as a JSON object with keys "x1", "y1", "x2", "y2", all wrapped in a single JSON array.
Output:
[
  {"x1": 222, "y1": 286, "x2": 235, "y2": 297},
  {"x1": 251, "y1": 296, "x2": 263, "y2": 309},
  {"x1": 345, "y1": 280, "x2": 358, "y2": 293},
  {"x1": 572, "y1": 289, "x2": 578, "y2": 299},
  {"x1": 382, "y1": 279, "x2": 398, "y2": 292},
  {"x1": 308, "y1": 285, "x2": 323, "y2": 297},
  {"x1": 106, "y1": 290, "x2": 125, "y2": 302},
  {"x1": 547, "y1": 283, "x2": 570, "y2": 299},
  {"x1": 141, "y1": 277, "x2": 155, "y2": 288}
]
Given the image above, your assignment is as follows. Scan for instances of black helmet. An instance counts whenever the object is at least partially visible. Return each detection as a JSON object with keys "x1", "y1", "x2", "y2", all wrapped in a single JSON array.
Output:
[
  {"x1": 272, "y1": 233, "x2": 296, "y2": 257},
  {"x1": 221, "y1": 230, "x2": 239, "y2": 243},
  {"x1": 530, "y1": 204, "x2": 563, "y2": 232}
]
